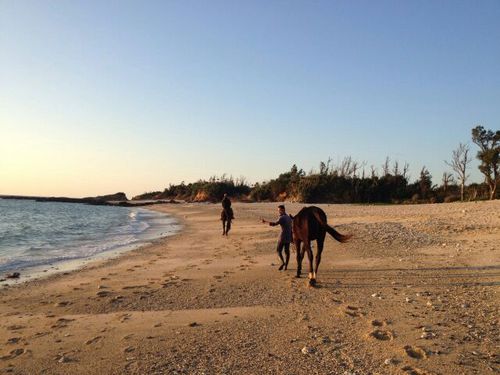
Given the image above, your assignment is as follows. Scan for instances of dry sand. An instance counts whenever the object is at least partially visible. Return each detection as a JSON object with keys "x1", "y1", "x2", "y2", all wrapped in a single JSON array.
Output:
[{"x1": 0, "y1": 201, "x2": 499, "y2": 375}]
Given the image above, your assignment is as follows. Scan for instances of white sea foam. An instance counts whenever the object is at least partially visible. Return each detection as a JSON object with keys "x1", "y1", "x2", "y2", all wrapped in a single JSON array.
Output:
[{"x1": 0, "y1": 199, "x2": 180, "y2": 282}]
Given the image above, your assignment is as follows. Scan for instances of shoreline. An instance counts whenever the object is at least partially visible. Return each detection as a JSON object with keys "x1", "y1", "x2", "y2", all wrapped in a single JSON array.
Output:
[
  {"x1": 0, "y1": 206, "x2": 182, "y2": 288},
  {"x1": 0, "y1": 201, "x2": 498, "y2": 374}
]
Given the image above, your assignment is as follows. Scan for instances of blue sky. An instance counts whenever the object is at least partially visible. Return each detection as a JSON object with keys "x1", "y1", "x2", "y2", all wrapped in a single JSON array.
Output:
[{"x1": 1, "y1": 1, "x2": 499, "y2": 197}]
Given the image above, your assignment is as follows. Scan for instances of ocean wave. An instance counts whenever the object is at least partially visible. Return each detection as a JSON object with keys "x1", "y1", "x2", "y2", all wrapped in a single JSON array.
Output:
[{"x1": 0, "y1": 200, "x2": 180, "y2": 275}]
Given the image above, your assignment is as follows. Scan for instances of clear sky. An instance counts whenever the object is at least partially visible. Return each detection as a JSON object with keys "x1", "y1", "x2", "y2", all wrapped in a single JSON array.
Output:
[{"x1": 1, "y1": 1, "x2": 499, "y2": 198}]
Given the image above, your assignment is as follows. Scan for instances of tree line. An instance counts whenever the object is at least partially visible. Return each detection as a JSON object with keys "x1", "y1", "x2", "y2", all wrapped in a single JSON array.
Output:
[{"x1": 133, "y1": 126, "x2": 499, "y2": 203}]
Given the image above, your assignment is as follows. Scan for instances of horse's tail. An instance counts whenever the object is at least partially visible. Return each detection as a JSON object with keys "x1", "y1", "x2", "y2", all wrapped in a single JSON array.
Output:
[{"x1": 312, "y1": 210, "x2": 352, "y2": 243}]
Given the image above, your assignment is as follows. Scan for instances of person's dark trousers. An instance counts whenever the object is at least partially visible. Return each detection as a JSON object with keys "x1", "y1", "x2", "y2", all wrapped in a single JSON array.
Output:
[{"x1": 276, "y1": 241, "x2": 290, "y2": 270}]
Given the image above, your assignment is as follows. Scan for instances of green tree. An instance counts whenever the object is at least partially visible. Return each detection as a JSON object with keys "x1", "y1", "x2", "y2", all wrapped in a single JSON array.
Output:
[
  {"x1": 471, "y1": 126, "x2": 500, "y2": 200},
  {"x1": 418, "y1": 167, "x2": 433, "y2": 199}
]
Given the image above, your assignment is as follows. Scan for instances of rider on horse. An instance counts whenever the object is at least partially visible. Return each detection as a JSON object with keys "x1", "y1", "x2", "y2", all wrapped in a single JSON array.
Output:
[{"x1": 221, "y1": 193, "x2": 234, "y2": 235}]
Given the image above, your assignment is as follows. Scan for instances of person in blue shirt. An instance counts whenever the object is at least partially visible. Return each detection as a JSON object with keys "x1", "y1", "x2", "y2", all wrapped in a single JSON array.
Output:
[{"x1": 262, "y1": 204, "x2": 293, "y2": 271}]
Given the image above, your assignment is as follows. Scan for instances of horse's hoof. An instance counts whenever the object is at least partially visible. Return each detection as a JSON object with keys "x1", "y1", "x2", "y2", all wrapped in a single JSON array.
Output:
[
  {"x1": 278, "y1": 264, "x2": 285, "y2": 271},
  {"x1": 295, "y1": 274, "x2": 301, "y2": 278},
  {"x1": 309, "y1": 279, "x2": 317, "y2": 287}
]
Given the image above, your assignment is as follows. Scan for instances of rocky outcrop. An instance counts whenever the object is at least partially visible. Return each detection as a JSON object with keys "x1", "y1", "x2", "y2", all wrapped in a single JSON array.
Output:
[
  {"x1": 1, "y1": 193, "x2": 174, "y2": 207},
  {"x1": 193, "y1": 190, "x2": 210, "y2": 202},
  {"x1": 88, "y1": 192, "x2": 128, "y2": 202}
]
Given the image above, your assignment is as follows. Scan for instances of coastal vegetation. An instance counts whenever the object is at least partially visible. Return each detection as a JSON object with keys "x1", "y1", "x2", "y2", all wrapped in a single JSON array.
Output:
[{"x1": 134, "y1": 126, "x2": 499, "y2": 204}]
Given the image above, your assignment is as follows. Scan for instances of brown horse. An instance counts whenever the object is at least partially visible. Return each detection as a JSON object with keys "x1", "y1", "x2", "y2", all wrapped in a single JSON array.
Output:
[
  {"x1": 221, "y1": 208, "x2": 233, "y2": 236},
  {"x1": 293, "y1": 206, "x2": 351, "y2": 286}
]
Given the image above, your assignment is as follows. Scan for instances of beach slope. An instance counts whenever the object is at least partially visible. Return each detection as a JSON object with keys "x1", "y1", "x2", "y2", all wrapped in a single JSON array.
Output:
[{"x1": 1, "y1": 201, "x2": 499, "y2": 374}]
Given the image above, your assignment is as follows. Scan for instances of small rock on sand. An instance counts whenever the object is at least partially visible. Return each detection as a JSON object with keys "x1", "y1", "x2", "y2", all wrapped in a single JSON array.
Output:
[
  {"x1": 57, "y1": 355, "x2": 73, "y2": 363},
  {"x1": 384, "y1": 358, "x2": 395, "y2": 365},
  {"x1": 301, "y1": 346, "x2": 316, "y2": 355}
]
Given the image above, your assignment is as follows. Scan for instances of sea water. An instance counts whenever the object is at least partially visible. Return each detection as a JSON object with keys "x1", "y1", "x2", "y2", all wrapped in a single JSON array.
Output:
[{"x1": 0, "y1": 199, "x2": 180, "y2": 280}]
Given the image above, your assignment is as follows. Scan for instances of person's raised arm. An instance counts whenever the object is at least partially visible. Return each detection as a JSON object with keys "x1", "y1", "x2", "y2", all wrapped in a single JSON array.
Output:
[{"x1": 261, "y1": 218, "x2": 278, "y2": 226}]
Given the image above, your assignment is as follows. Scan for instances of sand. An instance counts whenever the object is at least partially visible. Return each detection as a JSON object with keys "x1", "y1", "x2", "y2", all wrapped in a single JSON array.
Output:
[{"x1": 0, "y1": 201, "x2": 499, "y2": 375}]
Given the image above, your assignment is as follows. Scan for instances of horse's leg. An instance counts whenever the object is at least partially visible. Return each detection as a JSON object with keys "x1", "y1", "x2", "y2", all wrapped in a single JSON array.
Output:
[
  {"x1": 226, "y1": 219, "x2": 231, "y2": 235},
  {"x1": 314, "y1": 233, "x2": 326, "y2": 284},
  {"x1": 222, "y1": 218, "x2": 226, "y2": 236},
  {"x1": 304, "y1": 241, "x2": 315, "y2": 286},
  {"x1": 284, "y1": 242, "x2": 290, "y2": 270},
  {"x1": 295, "y1": 239, "x2": 302, "y2": 278}
]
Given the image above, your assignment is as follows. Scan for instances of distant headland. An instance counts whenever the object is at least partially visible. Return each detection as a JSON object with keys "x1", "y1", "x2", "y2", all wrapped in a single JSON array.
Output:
[{"x1": 0, "y1": 192, "x2": 178, "y2": 207}]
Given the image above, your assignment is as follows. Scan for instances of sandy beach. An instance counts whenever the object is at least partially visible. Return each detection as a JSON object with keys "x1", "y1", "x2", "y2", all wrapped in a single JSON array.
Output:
[{"x1": 1, "y1": 201, "x2": 499, "y2": 375}]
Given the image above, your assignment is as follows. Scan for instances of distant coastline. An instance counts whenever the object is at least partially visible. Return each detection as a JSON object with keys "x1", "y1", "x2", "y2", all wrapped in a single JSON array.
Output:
[
  {"x1": 0, "y1": 193, "x2": 179, "y2": 207},
  {"x1": 0, "y1": 199, "x2": 182, "y2": 285}
]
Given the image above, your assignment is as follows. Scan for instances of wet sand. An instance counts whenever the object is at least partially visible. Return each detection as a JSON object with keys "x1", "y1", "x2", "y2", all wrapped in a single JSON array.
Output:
[{"x1": 1, "y1": 201, "x2": 499, "y2": 374}]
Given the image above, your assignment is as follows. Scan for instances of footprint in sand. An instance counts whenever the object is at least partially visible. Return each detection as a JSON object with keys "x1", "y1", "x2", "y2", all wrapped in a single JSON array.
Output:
[
  {"x1": 404, "y1": 345, "x2": 428, "y2": 359},
  {"x1": 122, "y1": 285, "x2": 148, "y2": 290},
  {"x1": 401, "y1": 365, "x2": 431, "y2": 375},
  {"x1": 370, "y1": 329, "x2": 395, "y2": 341},
  {"x1": 96, "y1": 290, "x2": 111, "y2": 298},
  {"x1": 344, "y1": 306, "x2": 363, "y2": 318},
  {"x1": 371, "y1": 319, "x2": 389, "y2": 327},
  {"x1": 6, "y1": 325, "x2": 26, "y2": 331},
  {"x1": 51, "y1": 318, "x2": 75, "y2": 329},
  {"x1": 34, "y1": 332, "x2": 50, "y2": 338},
  {"x1": 123, "y1": 346, "x2": 135, "y2": 353},
  {"x1": 84, "y1": 336, "x2": 103, "y2": 345},
  {"x1": 110, "y1": 295, "x2": 124, "y2": 303},
  {"x1": 119, "y1": 313, "x2": 132, "y2": 323},
  {"x1": 6, "y1": 337, "x2": 22, "y2": 344},
  {"x1": 0, "y1": 348, "x2": 25, "y2": 360}
]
